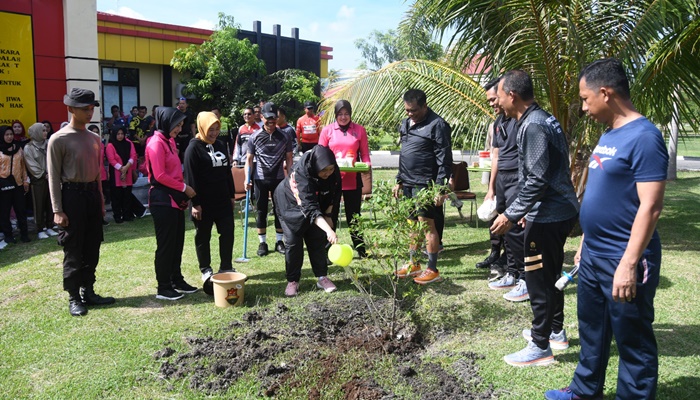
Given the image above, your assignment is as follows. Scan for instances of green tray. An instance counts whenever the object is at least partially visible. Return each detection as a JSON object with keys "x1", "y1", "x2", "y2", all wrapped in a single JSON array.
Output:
[{"x1": 339, "y1": 165, "x2": 370, "y2": 172}]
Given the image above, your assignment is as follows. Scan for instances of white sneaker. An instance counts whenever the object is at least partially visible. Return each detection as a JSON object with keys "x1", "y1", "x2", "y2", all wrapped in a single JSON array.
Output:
[
  {"x1": 0, "y1": 240, "x2": 7, "y2": 250},
  {"x1": 38, "y1": 231, "x2": 49, "y2": 240},
  {"x1": 45, "y1": 228, "x2": 59, "y2": 237}
]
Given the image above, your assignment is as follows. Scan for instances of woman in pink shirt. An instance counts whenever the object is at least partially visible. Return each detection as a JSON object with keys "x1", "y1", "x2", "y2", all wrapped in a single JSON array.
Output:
[
  {"x1": 145, "y1": 107, "x2": 197, "y2": 301},
  {"x1": 106, "y1": 126, "x2": 137, "y2": 223},
  {"x1": 318, "y1": 100, "x2": 371, "y2": 257}
]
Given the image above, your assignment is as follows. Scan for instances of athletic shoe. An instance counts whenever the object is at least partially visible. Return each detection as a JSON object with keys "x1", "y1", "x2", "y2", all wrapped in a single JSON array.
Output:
[
  {"x1": 503, "y1": 279, "x2": 529, "y2": 302},
  {"x1": 45, "y1": 228, "x2": 59, "y2": 237},
  {"x1": 275, "y1": 240, "x2": 285, "y2": 254},
  {"x1": 0, "y1": 240, "x2": 7, "y2": 250},
  {"x1": 102, "y1": 218, "x2": 110, "y2": 226},
  {"x1": 172, "y1": 280, "x2": 198, "y2": 294},
  {"x1": 413, "y1": 269, "x2": 443, "y2": 285},
  {"x1": 395, "y1": 262, "x2": 422, "y2": 278},
  {"x1": 202, "y1": 270, "x2": 214, "y2": 296},
  {"x1": 316, "y1": 276, "x2": 337, "y2": 293},
  {"x1": 503, "y1": 341, "x2": 555, "y2": 367},
  {"x1": 285, "y1": 281, "x2": 299, "y2": 297},
  {"x1": 4, "y1": 236, "x2": 15, "y2": 244},
  {"x1": 38, "y1": 231, "x2": 50, "y2": 240},
  {"x1": 544, "y1": 387, "x2": 603, "y2": 400},
  {"x1": 488, "y1": 273, "x2": 517, "y2": 290},
  {"x1": 257, "y1": 242, "x2": 269, "y2": 256},
  {"x1": 522, "y1": 328, "x2": 569, "y2": 350},
  {"x1": 20, "y1": 235, "x2": 31, "y2": 243},
  {"x1": 141, "y1": 208, "x2": 151, "y2": 218},
  {"x1": 156, "y1": 288, "x2": 184, "y2": 301}
]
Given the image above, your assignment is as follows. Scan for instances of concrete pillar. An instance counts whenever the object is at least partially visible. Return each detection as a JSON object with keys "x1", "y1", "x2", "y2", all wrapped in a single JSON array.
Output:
[{"x1": 63, "y1": 0, "x2": 100, "y2": 124}]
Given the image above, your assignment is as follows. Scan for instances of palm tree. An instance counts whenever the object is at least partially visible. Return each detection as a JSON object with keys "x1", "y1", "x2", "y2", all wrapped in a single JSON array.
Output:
[
  {"x1": 322, "y1": 60, "x2": 493, "y2": 151},
  {"x1": 324, "y1": 0, "x2": 700, "y2": 190}
]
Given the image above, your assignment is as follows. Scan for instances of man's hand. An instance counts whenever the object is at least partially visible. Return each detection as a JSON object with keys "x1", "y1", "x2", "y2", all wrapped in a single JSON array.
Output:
[
  {"x1": 612, "y1": 260, "x2": 637, "y2": 303},
  {"x1": 490, "y1": 213, "x2": 513, "y2": 235},
  {"x1": 191, "y1": 205, "x2": 202, "y2": 220},
  {"x1": 54, "y1": 212, "x2": 69, "y2": 228},
  {"x1": 392, "y1": 183, "x2": 402, "y2": 199},
  {"x1": 184, "y1": 185, "x2": 196, "y2": 198},
  {"x1": 484, "y1": 189, "x2": 495, "y2": 202}
]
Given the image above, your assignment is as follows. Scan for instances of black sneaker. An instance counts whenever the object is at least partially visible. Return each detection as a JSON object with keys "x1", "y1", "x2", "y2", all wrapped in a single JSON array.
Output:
[
  {"x1": 156, "y1": 288, "x2": 184, "y2": 300},
  {"x1": 275, "y1": 240, "x2": 285, "y2": 254},
  {"x1": 202, "y1": 270, "x2": 214, "y2": 296},
  {"x1": 102, "y1": 219, "x2": 110, "y2": 226},
  {"x1": 476, "y1": 250, "x2": 500, "y2": 269},
  {"x1": 172, "y1": 280, "x2": 198, "y2": 294},
  {"x1": 257, "y1": 242, "x2": 269, "y2": 256}
]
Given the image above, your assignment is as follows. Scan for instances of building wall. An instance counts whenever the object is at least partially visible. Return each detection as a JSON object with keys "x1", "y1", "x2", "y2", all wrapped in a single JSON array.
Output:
[{"x1": 0, "y1": 0, "x2": 68, "y2": 132}]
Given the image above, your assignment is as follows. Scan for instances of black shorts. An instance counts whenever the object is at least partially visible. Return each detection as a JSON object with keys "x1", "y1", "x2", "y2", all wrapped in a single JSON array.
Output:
[{"x1": 403, "y1": 185, "x2": 438, "y2": 220}]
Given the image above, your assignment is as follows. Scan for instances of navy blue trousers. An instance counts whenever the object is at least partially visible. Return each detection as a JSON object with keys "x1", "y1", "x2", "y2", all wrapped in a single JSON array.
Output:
[{"x1": 570, "y1": 243, "x2": 660, "y2": 399}]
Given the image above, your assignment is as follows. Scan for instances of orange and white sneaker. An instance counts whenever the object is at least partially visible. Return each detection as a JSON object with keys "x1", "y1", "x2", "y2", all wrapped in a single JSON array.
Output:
[
  {"x1": 395, "y1": 262, "x2": 422, "y2": 278},
  {"x1": 413, "y1": 269, "x2": 442, "y2": 285}
]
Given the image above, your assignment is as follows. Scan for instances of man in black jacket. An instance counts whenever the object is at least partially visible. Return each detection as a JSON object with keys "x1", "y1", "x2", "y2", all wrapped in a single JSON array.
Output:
[
  {"x1": 491, "y1": 70, "x2": 579, "y2": 367},
  {"x1": 392, "y1": 89, "x2": 453, "y2": 285}
]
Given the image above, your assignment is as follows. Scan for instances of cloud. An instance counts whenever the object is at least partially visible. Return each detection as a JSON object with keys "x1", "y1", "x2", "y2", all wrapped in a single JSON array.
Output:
[
  {"x1": 191, "y1": 19, "x2": 216, "y2": 30},
  {"x1": 337, "y1": 5, "x2": 355, "y2": 19},
  {"x1": 105, "y1": 6, "x2": 145, "y2": 20}
]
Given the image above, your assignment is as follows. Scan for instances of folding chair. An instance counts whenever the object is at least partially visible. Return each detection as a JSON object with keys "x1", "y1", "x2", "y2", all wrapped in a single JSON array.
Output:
[
  {"x1": 231, "y1": 167, "x2": 248, "y2": 220},
  {"x1": 450, "y1": 161, "x2": 478, "y2": 226}
]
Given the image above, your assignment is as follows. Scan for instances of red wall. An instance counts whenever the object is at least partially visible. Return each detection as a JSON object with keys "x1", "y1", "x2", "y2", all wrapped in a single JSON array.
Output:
[{"x1": 2, "y1": 0, "x2": 67, "y2": 130}]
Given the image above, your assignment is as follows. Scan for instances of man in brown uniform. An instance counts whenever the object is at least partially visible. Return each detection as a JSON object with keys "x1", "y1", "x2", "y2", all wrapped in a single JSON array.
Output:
[{"x1": 48, "y1": 88, "x2": 115, "y2": 316}]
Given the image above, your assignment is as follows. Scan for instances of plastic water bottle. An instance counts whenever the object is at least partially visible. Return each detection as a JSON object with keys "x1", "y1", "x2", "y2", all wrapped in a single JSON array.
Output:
[{"x1": 555, "y1": 264, "x2": 579, "y2": 291}]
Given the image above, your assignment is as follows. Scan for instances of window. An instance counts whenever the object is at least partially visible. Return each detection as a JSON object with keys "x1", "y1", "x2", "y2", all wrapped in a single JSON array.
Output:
[{"x1": 101, "y1": 67, "x2": 140, "y2": 119}]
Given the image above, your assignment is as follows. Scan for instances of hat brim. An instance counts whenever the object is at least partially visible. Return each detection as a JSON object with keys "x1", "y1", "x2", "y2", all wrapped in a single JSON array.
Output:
[
  {"x1": 262, "y1": 112, "x2": 277, "y2": 119},
  {"x1": 63, "y1": 95, "x2": 100, "y2": 108}
]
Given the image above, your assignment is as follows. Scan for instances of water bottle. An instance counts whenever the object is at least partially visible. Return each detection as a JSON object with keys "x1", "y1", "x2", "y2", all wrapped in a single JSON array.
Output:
[{"x1": 555, "y1": 264, "x2": 579, "y2": 291}]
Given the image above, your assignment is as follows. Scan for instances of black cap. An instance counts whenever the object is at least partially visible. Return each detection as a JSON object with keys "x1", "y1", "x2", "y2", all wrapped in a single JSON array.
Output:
[
  {"x1": 63, "y1": 88, "x2": 100, "y2": 107},
  {"x1": 261, "y1": 102, "x2": 278, "y2": 119},
  {"x1": 304, "y1": 100, "x2": 315, "y2": 109}
]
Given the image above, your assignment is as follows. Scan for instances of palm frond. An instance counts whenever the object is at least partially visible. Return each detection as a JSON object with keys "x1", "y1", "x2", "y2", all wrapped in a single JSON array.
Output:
[{"x1": 320, "y1": 60, "x2": 493, "y2": 150}]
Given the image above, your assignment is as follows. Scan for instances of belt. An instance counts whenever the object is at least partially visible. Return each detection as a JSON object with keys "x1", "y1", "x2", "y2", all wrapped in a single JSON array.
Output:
[{"x1": 62, "y1": 181, "x2": 98, "y2": 191}]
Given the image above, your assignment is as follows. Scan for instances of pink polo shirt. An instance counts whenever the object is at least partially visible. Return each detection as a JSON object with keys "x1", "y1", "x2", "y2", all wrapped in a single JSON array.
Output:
[{"x1": 318, "y1": 121, "x2": 370, "y2": 190}]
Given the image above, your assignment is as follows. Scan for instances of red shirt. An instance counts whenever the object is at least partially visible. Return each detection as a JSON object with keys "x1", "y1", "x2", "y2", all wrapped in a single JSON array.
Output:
[{"x1": 296, "y1": 114, "x2": 321, "y2": 144}]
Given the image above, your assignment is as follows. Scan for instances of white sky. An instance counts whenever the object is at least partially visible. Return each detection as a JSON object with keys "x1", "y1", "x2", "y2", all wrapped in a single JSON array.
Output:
[{"x1": 96, "y1": 0, "x2": 412, "y2": 72}]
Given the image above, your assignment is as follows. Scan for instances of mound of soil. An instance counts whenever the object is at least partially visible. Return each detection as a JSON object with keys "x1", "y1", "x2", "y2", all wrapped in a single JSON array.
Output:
[{"x1": 156, "y1": 297, "x2": 495, "y2": 398}]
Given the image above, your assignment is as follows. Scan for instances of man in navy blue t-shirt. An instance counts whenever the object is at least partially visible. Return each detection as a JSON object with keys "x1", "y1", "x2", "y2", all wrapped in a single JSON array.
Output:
[{"x1": 544, "y1": 59, "x2": 667, "y2": 400}]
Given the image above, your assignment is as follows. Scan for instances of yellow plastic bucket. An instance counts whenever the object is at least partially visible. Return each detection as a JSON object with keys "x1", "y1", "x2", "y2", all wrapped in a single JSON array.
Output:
[
  {"x1": 328, "y1": 243, "x2": 354, "y2": 267},
  {"x1": 211, "y1": 272, "x2": 247, "y2": 307}
]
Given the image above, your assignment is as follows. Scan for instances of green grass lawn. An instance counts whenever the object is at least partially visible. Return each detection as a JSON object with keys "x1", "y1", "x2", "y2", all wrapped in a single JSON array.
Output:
[
  {"x1": 676, "y1": 135, "x2": 700, "y2": 157},
  {"x1": 1, "y1": 170, "x2": 699, "y2": 399}
]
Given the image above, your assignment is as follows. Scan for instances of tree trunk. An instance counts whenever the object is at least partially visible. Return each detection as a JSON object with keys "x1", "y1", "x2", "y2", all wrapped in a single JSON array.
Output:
[{"x1": 667, "y1": 99, "x2": 679, "y2": 181}]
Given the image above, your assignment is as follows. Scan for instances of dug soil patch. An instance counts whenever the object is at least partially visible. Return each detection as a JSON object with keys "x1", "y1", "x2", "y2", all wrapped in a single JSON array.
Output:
[{"x1": 157, "y1": 297, "x2": 495, "y2": 398}]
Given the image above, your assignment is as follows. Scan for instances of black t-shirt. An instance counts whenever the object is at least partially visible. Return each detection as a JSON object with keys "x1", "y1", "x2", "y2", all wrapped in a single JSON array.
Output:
[{"x1": 492, "y1": 114, "x2": 518, "y2": 172}]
